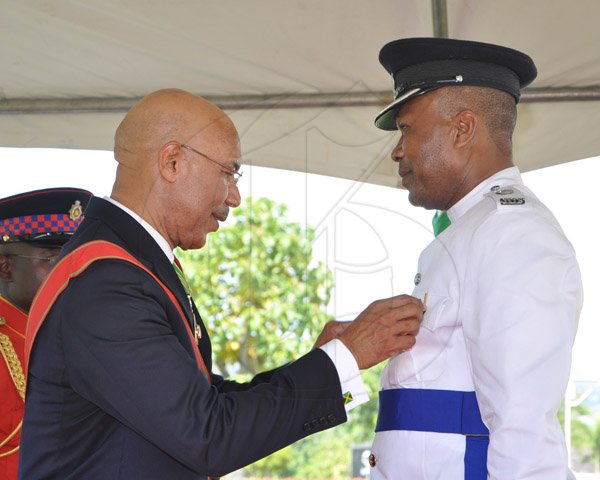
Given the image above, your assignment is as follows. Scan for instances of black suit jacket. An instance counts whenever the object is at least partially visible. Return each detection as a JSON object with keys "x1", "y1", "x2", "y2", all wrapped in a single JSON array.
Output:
[{"x1": 20, "y1": 197, "x2": 346, "y2": 479}]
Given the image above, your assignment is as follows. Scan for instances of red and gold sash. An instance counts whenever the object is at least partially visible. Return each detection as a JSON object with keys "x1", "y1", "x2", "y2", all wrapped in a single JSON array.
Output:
[{"x1": 25, "y1": 240, "x2": 211, "y2": 382}]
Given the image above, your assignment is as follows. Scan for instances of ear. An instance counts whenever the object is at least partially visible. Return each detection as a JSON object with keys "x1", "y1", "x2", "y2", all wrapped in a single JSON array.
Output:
[
  {"x1": 0, "y1": 255, "x2": 13, "y2": 282},
  {"x1": 452, "y1": 110, "x2": 477, "y2": 149},
  {"x1": 158, "y1": 141, "x2": 184, "y2": 183}
]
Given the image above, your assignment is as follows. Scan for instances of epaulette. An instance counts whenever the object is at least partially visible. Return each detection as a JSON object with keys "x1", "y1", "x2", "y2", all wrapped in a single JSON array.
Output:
[{"x1": 484, "y1": 184, "x2": 532, "y2": 210}]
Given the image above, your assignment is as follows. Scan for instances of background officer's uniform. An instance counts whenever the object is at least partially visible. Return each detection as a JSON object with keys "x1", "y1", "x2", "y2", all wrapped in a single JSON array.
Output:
[{"x1": 0, "y1": 187, "x2": 91, "y2": 478}]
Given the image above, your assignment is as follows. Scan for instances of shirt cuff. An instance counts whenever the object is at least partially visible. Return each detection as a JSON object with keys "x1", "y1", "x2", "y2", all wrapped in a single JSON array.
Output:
[{"x1": 320, "y1": 339, "x2": 369, "y2": 412}]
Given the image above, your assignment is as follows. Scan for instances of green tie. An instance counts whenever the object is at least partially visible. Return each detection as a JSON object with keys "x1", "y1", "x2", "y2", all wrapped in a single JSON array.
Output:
[
  {"x1": 432, "y1": 210, "x2": 451, "y2": 236},
  {"x1": 172, "y1": 257, "x2": 192, "y2": 295},
  {"x1": 172, "y1": 257, "x2": 202, "y2": 343}
]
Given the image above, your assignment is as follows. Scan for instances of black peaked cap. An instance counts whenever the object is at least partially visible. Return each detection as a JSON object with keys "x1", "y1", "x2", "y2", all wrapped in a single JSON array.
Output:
[{"x1": 375, "y1": 37, "x2": 537, "y2": 130}]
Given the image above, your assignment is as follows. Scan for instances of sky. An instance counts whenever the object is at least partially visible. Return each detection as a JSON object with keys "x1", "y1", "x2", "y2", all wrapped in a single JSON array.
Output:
[{"x1": 2, "y1": 147, "x2": 598, "y2": 383}]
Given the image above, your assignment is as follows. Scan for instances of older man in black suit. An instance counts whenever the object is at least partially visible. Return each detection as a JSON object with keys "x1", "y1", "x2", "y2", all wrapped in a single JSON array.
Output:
[{"x1": 19, "y1": 89, "x2": 424, "y2": 479}]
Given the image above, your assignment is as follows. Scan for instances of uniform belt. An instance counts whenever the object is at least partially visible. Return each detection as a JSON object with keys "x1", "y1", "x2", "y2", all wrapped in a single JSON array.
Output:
[{"x1": 376, "y1": 388, "x2": 489, "y2": 480}]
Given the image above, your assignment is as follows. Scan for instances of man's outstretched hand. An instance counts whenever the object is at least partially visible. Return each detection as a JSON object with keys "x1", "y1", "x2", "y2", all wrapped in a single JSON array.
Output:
[{"x1": 313, "y1": 295, "x2": 424, "y2": 369}]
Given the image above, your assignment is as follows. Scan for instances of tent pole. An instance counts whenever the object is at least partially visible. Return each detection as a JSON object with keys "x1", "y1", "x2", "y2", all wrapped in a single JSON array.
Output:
[{"x1": 431, "y1": 0, "x2": 449, "y2": 38}]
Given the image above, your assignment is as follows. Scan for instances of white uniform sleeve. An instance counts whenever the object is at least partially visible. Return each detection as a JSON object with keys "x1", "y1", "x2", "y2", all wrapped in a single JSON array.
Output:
[
  {"x1": 463, "y1": 210, "x2": 582, "y2": 479},
  {"x1": 320, "y1": 339, "x2": 369, "y2": 411}
]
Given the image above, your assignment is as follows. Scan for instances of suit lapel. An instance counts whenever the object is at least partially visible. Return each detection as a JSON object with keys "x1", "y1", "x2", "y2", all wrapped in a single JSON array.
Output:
[{"x1": 83, "y1": 198, "x2": 195, "y2": 332}]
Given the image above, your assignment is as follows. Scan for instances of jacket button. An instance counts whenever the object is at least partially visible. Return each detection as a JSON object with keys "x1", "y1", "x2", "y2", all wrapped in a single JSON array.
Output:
[
  {"x1": 311, "y1": 419, "x2": 319, "y2": 428},
  {"x1": 327, "y1": 413, "x2": 336, "y2": 423},
  {"x1": 368, "y1": 453, "x2": 376, "y2": 467},
  {"x1": 319, "y1": 417, "x2": 328, "y2": 426},
  {"x1": 303, "y1": 422, "x2": 311, "y2": 431}
]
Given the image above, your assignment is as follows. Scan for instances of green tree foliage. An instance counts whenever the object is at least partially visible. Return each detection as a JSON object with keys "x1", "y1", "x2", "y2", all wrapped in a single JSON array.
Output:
[
  {"x1": 577, "y1": 416, "x2": 600, "y2": 472},
  {"x1": 181, "y1": 197, "x2": 333, "y2": 379},
  {"x1": 182, "y1": 197, "x2": 382, "y2": 477},
  {"x1": 559, "y1": 400, "x2": 600, "y2": 472},
  {"x1": 180, "y1": 197, "x2": 382, "y2": 478},
  {"x1": 559, "y1": 400, "x2": 590, "y2": 421}
]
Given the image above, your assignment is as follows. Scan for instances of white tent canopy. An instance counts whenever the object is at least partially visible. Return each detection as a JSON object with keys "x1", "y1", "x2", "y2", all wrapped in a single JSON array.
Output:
[{"x1": 1, "y1": 0, "x2": 599, "y2": 187}]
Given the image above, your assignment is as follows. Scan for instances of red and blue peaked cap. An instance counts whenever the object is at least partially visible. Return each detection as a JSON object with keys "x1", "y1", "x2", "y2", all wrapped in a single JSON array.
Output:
[{"x1": 0, "y1": 187, "x2": 92, "y2": 246}]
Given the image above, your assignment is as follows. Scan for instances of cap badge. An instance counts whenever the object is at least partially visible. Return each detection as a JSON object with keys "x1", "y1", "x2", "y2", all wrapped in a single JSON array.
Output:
[
  {"x1": 69, "y1": 200, "x2": 83, "y2": 221},
  {"x1": 2, "y1": 235, "x2": 9, "y2": 242}
]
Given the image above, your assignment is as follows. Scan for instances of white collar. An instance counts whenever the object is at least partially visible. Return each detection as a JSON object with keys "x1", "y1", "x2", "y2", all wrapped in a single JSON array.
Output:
[
  {"x1": 104, "y1": 197, "x2": 174, "y2": 263},
  {"x1": 448, "y1": 166, "x2": 523, "y2": 223}
]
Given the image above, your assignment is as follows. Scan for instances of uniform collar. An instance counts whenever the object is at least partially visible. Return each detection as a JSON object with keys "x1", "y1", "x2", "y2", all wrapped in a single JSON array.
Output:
[{"x1": 448, "y1": 166, "x2": 523, "y2": 223}]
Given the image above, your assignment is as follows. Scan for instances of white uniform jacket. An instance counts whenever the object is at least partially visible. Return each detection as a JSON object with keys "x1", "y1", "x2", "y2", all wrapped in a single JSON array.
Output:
[{"x1": 370, "y1": 167, "x2": 583, "y2": 479}]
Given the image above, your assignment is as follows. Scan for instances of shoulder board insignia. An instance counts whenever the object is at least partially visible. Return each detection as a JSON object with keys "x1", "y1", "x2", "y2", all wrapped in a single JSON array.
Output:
[{"x1": 499, "y1": 197, "x2": 525, "y2": 206}]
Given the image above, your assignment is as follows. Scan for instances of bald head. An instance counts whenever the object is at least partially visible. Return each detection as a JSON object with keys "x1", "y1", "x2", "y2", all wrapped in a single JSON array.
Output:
[
  {"x1": 110, "y1": 89, "x2": 242, "y2": 250},
  {"x1": 114, "y1": 89, "x2": 231, "y2": 161},
  {"x1": 112, "y1": 88, "x2": 239, "y2": 199}
]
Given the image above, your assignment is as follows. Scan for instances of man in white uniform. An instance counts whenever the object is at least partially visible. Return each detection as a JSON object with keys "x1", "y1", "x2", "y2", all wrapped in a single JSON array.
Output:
[{"x1": 368, "y1": 38, "x2": 583, "y2": 479}]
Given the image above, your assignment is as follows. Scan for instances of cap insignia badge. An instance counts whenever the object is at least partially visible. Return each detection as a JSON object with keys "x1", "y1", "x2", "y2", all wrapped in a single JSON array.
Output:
[
  {"x1": 491, "y1": 185, "x2": 514, "y2": 195},
  {"x1": 69, "y1": 200, "x2": 83, "y2": 221}
]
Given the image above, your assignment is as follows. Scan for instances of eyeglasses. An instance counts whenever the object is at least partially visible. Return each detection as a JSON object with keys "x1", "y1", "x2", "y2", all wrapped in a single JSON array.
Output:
[
  {"x1": 4, "y1": 253, "x2": 59, "y2": 264},
  {"x1": 180, "y1": 143, "x2": 243, "y2": 185}
]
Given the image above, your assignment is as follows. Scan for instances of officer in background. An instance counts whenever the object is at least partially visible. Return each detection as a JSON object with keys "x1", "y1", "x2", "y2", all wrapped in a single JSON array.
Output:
[
  {"x1": 369, "y1": 38, "x2": 583, "y2": 479},
  {"x1": 0, "y1": 187, "x2": 91, "y2": 478}
]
